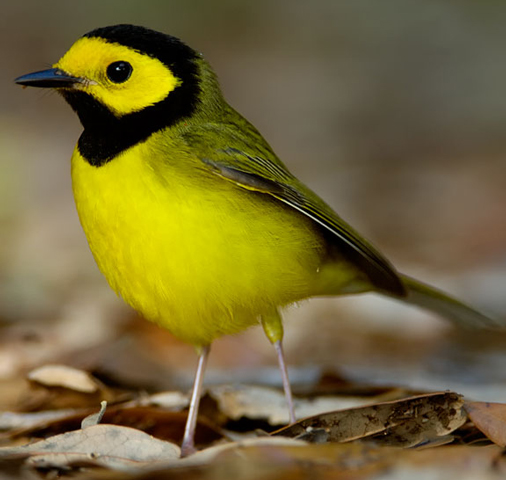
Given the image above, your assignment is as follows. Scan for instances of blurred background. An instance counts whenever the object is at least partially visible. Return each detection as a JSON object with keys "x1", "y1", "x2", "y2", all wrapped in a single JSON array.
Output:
[{"x1": 1, "y1": 0, "x2": 506, "y2": 398}]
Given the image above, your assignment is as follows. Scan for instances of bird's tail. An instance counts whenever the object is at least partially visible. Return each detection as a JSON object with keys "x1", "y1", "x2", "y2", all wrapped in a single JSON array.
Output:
[{"x1": 393, "y1": 274, "x2": 500, "y2": 329}]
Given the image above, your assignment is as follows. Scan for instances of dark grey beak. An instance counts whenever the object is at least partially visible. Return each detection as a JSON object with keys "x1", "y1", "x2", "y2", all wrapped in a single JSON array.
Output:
[{"x1": 15, "y1": 68, "x2": 83, "y2": 88}]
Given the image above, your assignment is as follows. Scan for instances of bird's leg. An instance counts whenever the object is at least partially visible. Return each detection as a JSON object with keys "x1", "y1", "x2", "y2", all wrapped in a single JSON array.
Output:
[
  {"x1": 180, "y1": 344, "x2": 210, "y2": 457},
  {"x1": 261, "y1": 310, "x2": 296, "y2": 424},
  {"x1": 274, "y1": 339, "x2": 296, "y2": 424}
]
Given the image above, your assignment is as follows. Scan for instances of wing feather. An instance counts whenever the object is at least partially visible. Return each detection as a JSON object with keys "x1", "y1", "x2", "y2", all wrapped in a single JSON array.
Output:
[{"x1": 183, "y1": 124, "x2": 405, "y2": 296}]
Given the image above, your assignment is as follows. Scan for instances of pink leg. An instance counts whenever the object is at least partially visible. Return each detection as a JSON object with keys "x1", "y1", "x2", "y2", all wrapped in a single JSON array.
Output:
[
  {"x1": 274, "y1": 340, "x2": 296, "y2": 424},
  {"x1": 181, "y1": 345, "x2": 210, "y2": 457}
]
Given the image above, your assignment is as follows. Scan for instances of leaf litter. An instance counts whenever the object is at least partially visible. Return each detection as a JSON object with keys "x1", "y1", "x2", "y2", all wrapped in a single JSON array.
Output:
[
  {"x1": 0, "y1": 424, "x2": 180, "y2": 472},
  {"x1": 0, "y1": 363, "x2": 505, "y2": 479},
  {"x1": 273, "y1": 391, "x2": 466, "y2": 447},
  {"x1": 1, "y1": 321, "x2": 506, "y2": 480},
  {"x1": 465, "y1": 401, "x2": 506, "y2": 447}
]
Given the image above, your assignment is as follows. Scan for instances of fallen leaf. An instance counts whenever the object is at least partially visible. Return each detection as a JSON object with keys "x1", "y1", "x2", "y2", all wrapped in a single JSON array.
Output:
[
  {"x1": 4, "y1": 405, "x2": 224, "y2": 449},
  {"x1": 141, "y1": 443, "x2": 506, "y2": 480},
  {"x1": 27, "y1": 365, "x2": 101, "y2": 393},
  {"x1": 208, "y1": 384, "x2": 374, "y2": 426},
  {"x1": 101, "y1": 406, "x2": 223, "y2": 447},
  {"x1": 309, "y1": 370, "x2": 413, "y2": 400},
  {"x1": 23, "y1": 364, "x2": 116, "y2": 411},
  {"x1": 0, "y1": 409, "x2": 80, "y2": 432},
  {"x1": 272, "y1": 391, "x2": 466, "y2": 447},
  {"x1": 382, "y1": 444, "x2": 506, "y2": 479},
  {"x1": 81, "y1": 401, "x2": 107, "y2": 428},
  {"x1": 144, "y1": 391, "x2": 189, "y2": 410},
  {"x1": 0, "y1": 424, "x2": 180, "y2": 472},
  {"x1": 465, "y1": 401, "x2": 506, "y2": 447},
  {"x1": 177, "y1": 436, "x2": 308, "y2": 467}
]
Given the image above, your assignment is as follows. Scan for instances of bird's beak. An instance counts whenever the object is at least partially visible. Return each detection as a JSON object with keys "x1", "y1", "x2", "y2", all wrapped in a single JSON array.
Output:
[{"x1": 15, "y1": 68, "x2": 84, "y2": 89}]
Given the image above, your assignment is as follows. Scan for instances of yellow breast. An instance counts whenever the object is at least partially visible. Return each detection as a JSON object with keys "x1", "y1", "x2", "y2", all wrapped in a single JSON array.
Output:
[{"x1": 70, "y1": 132, "x2": 326, "y2": 346}]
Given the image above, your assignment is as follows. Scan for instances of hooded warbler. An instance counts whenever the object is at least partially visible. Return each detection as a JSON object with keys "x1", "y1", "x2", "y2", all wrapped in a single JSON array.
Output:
[{"x1": 15, "y1": 24, "x2": 496, "y2": 456}]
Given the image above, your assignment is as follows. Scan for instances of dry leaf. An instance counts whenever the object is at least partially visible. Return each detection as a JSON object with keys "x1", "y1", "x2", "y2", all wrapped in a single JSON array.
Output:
[
  {"x1": 381, "y1": 444, "x2": 506, "y2": 479},
  {"x1": 23, "y1": 364, "x2": 116, "y2": 411},
  {"x1": 146, "y1": 442, "x2": 501, "y2": 480},
  {"x1": 273, "y1": 391, "x2": 466, "y2": 447},
  {"x1": 204, "y1": 442, "x2": 398, "y2": 480},
  {"x1": 4, "y1": 405, "x2": 223, "y2": 450},
  {"x1": 27, "y1": 365, "x2": 101, "y2": 393},
  {"x1": 2, "y1": 403, "x2": 224, "y2": 451},
  {"x1": 0, "y1": 424, "x2": 180, "y2": 471},
  {"x1": 208, "y1": 384, "x2": 373, "y2": 426},
  {"x1": 465, "y1": 401, "x2": 506, "y2": 447},
  {"x1": 145, "y1": 391, "x2": 189, "y2": 410},
  {"x1": 81, "y1": 401, "x2": 107, "y2": 428},
  {"x1": 133, "y1": 443, "x2": 506, "y2": 480},
  {"x1": 102, "y1": 406, "x2": 224, "y2": 447},
  {"x1": 177, "y1": 436, "x2": 307, "y2": 467},
  {"x1": 0, "y1": 409, "x2": 80, "y2": 432}
]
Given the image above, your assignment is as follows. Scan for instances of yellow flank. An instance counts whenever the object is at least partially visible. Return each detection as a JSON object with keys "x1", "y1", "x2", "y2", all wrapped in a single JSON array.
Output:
[
  {"x1": 71, "y1": 131, "x2": 327, "y2": 346},
  {"x1": 56, "y1": 37, "x2": 180, "y2": 117}
]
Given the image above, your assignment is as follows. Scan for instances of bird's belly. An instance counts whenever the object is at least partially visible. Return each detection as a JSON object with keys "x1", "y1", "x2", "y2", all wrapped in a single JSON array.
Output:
[{"x1": 71, "y1": 147, "x2": 327, "y2": 346}]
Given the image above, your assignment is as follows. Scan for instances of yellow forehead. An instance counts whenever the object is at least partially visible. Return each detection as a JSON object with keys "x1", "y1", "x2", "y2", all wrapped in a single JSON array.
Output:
[{"x1": 55, "y1": 37, "x2": 180, "y2": 116}]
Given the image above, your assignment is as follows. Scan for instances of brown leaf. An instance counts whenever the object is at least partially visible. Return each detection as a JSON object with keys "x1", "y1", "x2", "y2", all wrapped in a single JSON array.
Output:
[
  {"x1": 465, "y1": 401, "x2": 506, "y2": 447},
  {"x1": 309, "y1": 370, "x2": 414, "y2": 400},
  {"x1": 208, "y1": 384, "x2": 374, "y2": 426},
  {"x1": 4, "y1": 405, "x2": 224, "y2": 450},
  {"x1": 203, "y1": 442, "x2": 399, "y2": 480},
  {"x1": 23, "y1": 364, "x2": 117, "y2": 411},
  {"x1": 0, "y1": 424, "x2": 180, "y2": 471},
  {"x1": 0, "y1": 409, "x2": 81, "y2": 432},
  {"x1": 178, "y1": 437, "x2": 308, "y2": 467},
  {"x1": 81, "y1": 401, "x2": 107, "y2": 428},
  {"x1": 101, "y1": 406, "x2": 223, "y2": 447},
  {"x1": 151, "y1": 443, "x2": 505, "y2": 480},
  {"x1": 27, "y1": 365, "x2": 101, "y2": 393},
  {"x1": 272, "y1": 391, "x2": 466, "y2": 447},
  {"x1": 384, "y1": 444, "x2": 506, "y2": 478}
]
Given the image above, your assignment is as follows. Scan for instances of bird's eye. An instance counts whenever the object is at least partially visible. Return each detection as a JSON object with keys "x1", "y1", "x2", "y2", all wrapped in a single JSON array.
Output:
[{"x1": 106, "y1": 61, "x2": 133, "y2": 83}]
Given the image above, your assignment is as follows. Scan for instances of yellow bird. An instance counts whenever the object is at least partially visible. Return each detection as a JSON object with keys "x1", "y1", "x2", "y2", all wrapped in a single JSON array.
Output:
[{"x1": 16, "y1": 24, "x2": 496, "y2": 456}]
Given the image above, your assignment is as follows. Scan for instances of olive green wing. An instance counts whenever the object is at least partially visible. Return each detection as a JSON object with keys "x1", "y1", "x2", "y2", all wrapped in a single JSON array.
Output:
[
  {"x1": 202, "y1": 149, "x2": 501, "y2": 328},
  {"x1": 182, "y1": 125, "x2": 405, "y2": 296}
]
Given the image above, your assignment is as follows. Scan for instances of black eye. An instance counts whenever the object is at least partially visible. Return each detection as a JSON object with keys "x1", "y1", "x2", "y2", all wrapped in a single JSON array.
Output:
[{"x1": 106, "y1": 61, "x2": 133, "y2": 83}]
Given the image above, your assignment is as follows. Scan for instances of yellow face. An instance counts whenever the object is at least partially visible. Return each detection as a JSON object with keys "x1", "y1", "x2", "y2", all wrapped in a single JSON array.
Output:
[{"x1": 55, "y1": 37, "x2": 181, "y2": 117}]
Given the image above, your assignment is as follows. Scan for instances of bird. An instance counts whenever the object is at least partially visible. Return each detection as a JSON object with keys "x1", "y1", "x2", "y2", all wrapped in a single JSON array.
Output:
[{"x1": 15, "y1": 24, "x2": 497, "y2": 456}]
